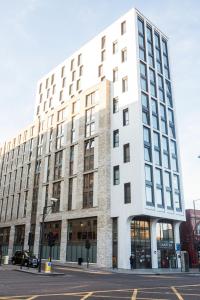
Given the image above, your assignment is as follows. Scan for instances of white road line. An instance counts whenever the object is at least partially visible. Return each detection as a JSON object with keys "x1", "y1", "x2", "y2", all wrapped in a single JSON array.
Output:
[
  {"x1": 171, "y1": 286, "x2": 184, "y2": 300},
  {"x1": 81, "y1": 292, "x2": 93, "y2": 300},
  {"x1": 131, "y1": 289, "x2": 138, "y2": 300}
]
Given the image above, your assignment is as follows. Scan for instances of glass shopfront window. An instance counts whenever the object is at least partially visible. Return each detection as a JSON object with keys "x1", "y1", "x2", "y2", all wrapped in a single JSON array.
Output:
[
  {"x1": 66, "y1": 217, "x2": 97, "y2": 263},
  {"x1": 156, "y1": 221, "x2": 176, "y2": 268},
  {"x1": 131, "y1": 218, "x2": 151, "y2": 268},
  {"x1": 41, "y1": 221, "x2": 61, "y2": 260}
]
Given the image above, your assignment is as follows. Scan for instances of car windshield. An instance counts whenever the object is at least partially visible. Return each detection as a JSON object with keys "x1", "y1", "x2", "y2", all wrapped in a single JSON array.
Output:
[{"x1": 24, "y1": 251, "x2": 37, "y2": 258}]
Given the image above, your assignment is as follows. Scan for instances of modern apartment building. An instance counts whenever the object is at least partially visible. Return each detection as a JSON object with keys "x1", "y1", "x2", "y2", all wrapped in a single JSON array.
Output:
[{"x1": 0, "y1": 8, "x2": 185, "y2": 269}]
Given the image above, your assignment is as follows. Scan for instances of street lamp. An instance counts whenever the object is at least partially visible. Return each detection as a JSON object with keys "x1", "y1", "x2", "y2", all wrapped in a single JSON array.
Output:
[{"x1": 38, "y1": 197, "x2": 58, "y2": 273}]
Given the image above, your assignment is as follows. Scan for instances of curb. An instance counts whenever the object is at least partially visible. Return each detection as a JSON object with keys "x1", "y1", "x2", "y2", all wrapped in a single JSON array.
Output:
[{"x1": 15, "y1": 269, "x2": 65, "y2": 276}]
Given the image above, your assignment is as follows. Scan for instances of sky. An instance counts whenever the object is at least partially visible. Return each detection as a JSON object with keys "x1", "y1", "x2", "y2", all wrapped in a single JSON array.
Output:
[{"x1": 0, "y1": 0, "x2": 199, "y2": 208}]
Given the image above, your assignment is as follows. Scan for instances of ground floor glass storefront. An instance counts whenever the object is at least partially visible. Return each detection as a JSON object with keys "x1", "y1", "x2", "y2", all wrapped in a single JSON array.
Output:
[
  {"x1": 156, "y1": 221, "x2": 176, "y2": 268},
  {"x1": 41, "y1": 221, "x2": 61, "y2": 260},
  {"x1": 131, "y1": 218, "x2": 151, "y2": 269},
  {"x1": 66, "y1": 217, "x2": 97, "y2": 263},
  {"x1": 0, "y1": 227, "x2": 10, "y2": 255}
]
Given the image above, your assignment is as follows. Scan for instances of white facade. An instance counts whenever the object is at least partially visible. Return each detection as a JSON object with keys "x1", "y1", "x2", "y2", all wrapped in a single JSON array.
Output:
[{"x1": 0, "y1": 8, "x2": 185, "y2": 269}]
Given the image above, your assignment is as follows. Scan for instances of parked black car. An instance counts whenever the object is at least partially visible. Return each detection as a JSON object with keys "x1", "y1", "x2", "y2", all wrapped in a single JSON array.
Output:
[{"x1": 11, "y1": 250, "x2": 38, "y2": 267}]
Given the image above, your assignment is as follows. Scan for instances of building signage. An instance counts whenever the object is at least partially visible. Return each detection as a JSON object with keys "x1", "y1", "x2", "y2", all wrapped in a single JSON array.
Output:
[{"x1": 157, "y1": 241, "x2": 174, "y2": 249}]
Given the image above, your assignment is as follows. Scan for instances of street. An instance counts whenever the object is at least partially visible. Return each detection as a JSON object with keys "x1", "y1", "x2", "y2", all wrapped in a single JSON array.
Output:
[{"x1": 0, "y1": 266, "x2": 200, "y2": 299}]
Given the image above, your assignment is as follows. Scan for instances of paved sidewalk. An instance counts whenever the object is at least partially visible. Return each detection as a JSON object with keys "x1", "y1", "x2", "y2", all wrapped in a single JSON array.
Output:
[{"x1": 1, "y1": 262, "x2": 200, "y2": 275}]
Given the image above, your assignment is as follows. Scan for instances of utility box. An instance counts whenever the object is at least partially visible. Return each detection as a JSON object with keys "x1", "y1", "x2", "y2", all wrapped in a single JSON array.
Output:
[{"x1": 181, "y1": 251, "x2": 189, "y2": 272}]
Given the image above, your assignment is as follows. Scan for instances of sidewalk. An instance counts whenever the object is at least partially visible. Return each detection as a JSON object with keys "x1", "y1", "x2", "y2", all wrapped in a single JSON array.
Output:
[
  {"x1": 52, "y1": 261, "x2": 200, "y2": 275},
  {"x1": 1, "y1": 262, "x2": 200, "y2": 275}
]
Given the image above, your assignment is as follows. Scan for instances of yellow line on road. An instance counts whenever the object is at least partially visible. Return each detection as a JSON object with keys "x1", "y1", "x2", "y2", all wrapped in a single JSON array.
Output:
[
  {"x1": 81, "y1": 292, "x2": 93, "y2": 300},
  {"x1": 131, "y1": 289, "x2": 138, "y2": 300},
  {"x1": 26, "y1": 296, "x2": 38, "y2": 300},
  {"x1": 171, "y1": 286, "x2": 184, "y2": 300}
]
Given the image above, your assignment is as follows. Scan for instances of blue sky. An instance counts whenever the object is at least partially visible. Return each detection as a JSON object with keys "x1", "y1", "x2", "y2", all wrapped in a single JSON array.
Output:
[{"x1": 0, "y1": 0, "x2": 199, "y2": 208}]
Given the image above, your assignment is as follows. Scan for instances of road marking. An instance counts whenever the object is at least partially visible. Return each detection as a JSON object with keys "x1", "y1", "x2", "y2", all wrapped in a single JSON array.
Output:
[
  {"x1": 171, "y1": 287, "x2": 184, "y2": 300},
  {"x1": 81, "y1": 292, "x2": 93, "y2": 300},
  {"x1": 26, "y1": 296, "x2": 38, "y2": 300},
  {"x1": 131, "y1": 289, "x2": 138, "y2": 300}
]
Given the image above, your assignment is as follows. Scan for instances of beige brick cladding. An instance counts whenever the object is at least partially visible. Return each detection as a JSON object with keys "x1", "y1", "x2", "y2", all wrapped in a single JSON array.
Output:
[{"x1": 0, "y1": 80, "x2": 112, "y2": 267}]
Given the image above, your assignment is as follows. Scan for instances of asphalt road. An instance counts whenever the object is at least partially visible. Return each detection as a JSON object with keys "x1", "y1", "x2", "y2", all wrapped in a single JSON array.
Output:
[{"x1": 0, "y1": 265, "x2": 200, "y2": 300}]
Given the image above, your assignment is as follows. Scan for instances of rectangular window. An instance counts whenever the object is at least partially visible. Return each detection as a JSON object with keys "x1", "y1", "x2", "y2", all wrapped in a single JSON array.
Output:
[
  {"x1": 162, "y1": 39, "x2": 170, "y2": 79},
  {"x1": 124, "y1": 183, "x2": 131, "y2": 204},
  {"x1": 154, "y1": 32, "x2": 162, "y2": 74},
  {"x1": 149, "y1": 68, "x2": 156, "y2": 97},
  {"x1": 72, "y1": 70, "x2": 76, "y2": 81},
  {"x1": 122, "y1": 76, "x2": 128, "y2": 92},
  {"x1": 113, "y1": 130, "x2": 119, "y2": 148},
  {"x1": 23, "y1": 191, "x2": 28, "y2": 218},
  {"x1": 113, "y1": 68, "x2": 118, "y2": 82},
  {"x1": 70, "y1": 59, "x2": 74, "y2": 71},
  {"x1": 140, "y1": 62, "x2": 148, "y2": 91},
  {"x1": 137, "y1": 17, "x2": 146, "y2": 61},
  {"x1": 54, "y1": 150, "x2": 63, "y2": 180},
  {"x1": 101, "y1": 36, "x2": 106, "y2": 49},
  {"x1": 83, "y1": 173, "x2": 93, "y2": 208},
  {"x1": 168, "y1": 109, "x2": 176, "y2": 139},
  {"x1": 86, "y1": 92, "x2": 95, "y2": 107},
  {"x1": 143, "y1": 127, "x2": 152, "y2": 162},
  {"x1": 158, "y1": 75, "x2": 165, "y2": 102},
  {"x1": 113, "y1": 165, "x2": 120, "y2": 185},
  {"x1": 121, "y1": 48, "x2": 127, "y2": 62},
  {"x1": 146, "y1": 26, "x2": 154, "y2": 67},
  {"x1": 162, "y1": 136, "x2": 170, "y2": 169},
  {"x1": 113, "y1": 97, "x2": 119, "y2": 113},
  {"x1": 101, "y1": 50, "x2": 106, "y2": 62},
  {"x1": 170, "y1": 140, "x2": 178, "y2": 172},
  {"x1": 151, "y1": 99, "x2": 159, "y2": 130},
  {"x1": 145, "y1": 164, "x2": 154, "y2": 205},
  {"x1": 52, "y1": 182, "x2": 61, "y2": 213},
  {"x1": 174, "y1": 174, "x2": 181, "y2": 211},
  {"x1": 71, "y1": 116, "x2": 75, "y2": 143},
  {"x1": 123, "y1": 143, "x2": 130, "y2": 163},
  {"x1": 98, "y1": 64, "x2": 103, "y2": 77},
  {"x1": 141, "y1": 93, "x2": 150, "y2": 125},
  {"x1": 56, "y1": 123, "x2": 64, "y2": 150},
  {"x1": 153, "y1": 132, "x2": 161, "y2": 165},
  {"x1": 84, "y1": 138, "x2": 94, "y2": 171},
  {"x1": 78, "y1": 53, "x2": 82, "y2": 66},
  {"x1": 165, "y1": 80, "x2": 173, "y2": 107},
  {"x1": 155, "y1": 168, "x2": 163, "y2": 207},
  {"x1": 85, "y1": 107, "x2": 95, "y2": 137},
  {"x1": 69, "y1": 145, "x2": 74, "y2": 176},
  {"x1": 160, "y1": 104, "x2": 167, "y2": 134},
  {"x1": 164, "y1": 171, "x2": 173, "y2": 209},
  {"x1": 61, "y1": 66, "x2": 65, "y2": 77},
  {"x1": 68, "y1": 178, "x2": 73, "y2": 211},
  {"x1": 121, "y1": 21, "x2": 126, "y2": 35},
  {"x1": 113, "y1": 41, "x2": 118, "y2": 54},
  {"x1": 123, "y1": 108, "x2": 129, "y2": 126}
]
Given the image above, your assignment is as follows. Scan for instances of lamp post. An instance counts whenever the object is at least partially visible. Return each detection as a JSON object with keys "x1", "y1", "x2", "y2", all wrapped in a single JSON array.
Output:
[{"x1": 38, "y1": 198, "x2": 58, "y2": 273}]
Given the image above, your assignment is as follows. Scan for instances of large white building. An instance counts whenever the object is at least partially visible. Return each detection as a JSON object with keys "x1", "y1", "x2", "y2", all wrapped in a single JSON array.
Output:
[{"x1": 0, "y1": 8, "x2": 185, "y2": 269}]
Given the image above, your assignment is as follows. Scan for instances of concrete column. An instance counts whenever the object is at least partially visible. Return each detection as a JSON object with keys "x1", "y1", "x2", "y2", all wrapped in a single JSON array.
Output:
[
  {"x1": 24, "y1": 223, "x2": 31, "y2": 250},
  {"x1": 117, "y1": 217, "x2": 131, "y2": 269},
  {"x1": 174, "y1": 221, "x2": 181, "y2": 268},
  {"x1": 150, "y1": 219, "x2": 159, "y2": 269},
  {"x1": 60, "y1": 219, "x2": 67, "y2": 262},
  {"x1": 97, "y1": 215, "x2": 112, "y2": 268},
  {"x1": 8, "y1": 225, "x2": 15, "y2": 258},
  {"x1": 34, "y1": 220, "x2": 40, "y2": 257}
]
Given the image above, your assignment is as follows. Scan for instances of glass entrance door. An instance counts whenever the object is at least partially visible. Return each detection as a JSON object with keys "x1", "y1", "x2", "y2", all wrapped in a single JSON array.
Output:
[{"x1": 131, "y1": 219, "x2": 151, "y2": 269}]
